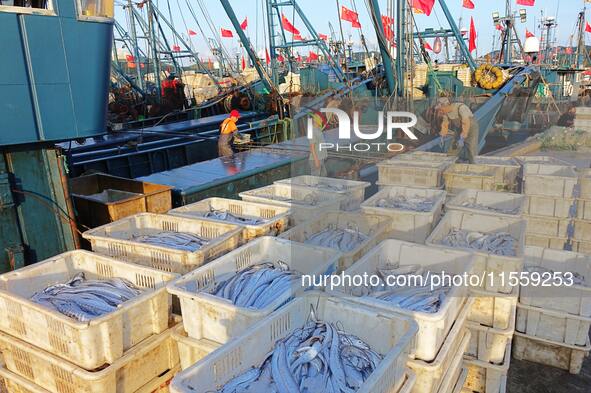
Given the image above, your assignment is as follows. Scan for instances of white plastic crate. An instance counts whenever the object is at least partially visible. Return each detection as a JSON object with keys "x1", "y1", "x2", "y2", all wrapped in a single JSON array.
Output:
[
  {"x1": 330, "y1": 239, "x2": 475, "y2": 362},
  {"x1": 465, "y1": 320, "x2": 514, "y2": 364},
  {"x1": 169, "y1": 293, "x2": 418, "y2": 393},
  {"x1": 516, "y1": 302, "x2": 591, "y2": 346},
  {"x1": 522, "y1": 163, "x2": 578, "y2": 197},
  {"x1": 580, "y1": 169, "x2": 591, "y2": 199},
  {"x1": 576, "y1": 198, "x2": 591, "y2": 220},
  {"x1": 443, "y1": 164, "x2": 499, "y2": 194},
  {"x1": 168, "y1": 197, "x2": 291, "y2": 241},
  {"x1": 512, "y1": 332, "x2": 591, "y2": 374},
  {"x1": 0, "y1": 366, "x2": 47, "y2": 393},
  {"x1": 524, "y1": 215, "x2": 571, "y2": 238},
  {"x1": 396, "y1": 151, "x2": 458, "y2": 165},
  {"x1": 574, "y1": 219, "x2": 591, "y2": 241},
  {"x1": 136, "y1": 366, "x2": 180, "y2": 393},
  {"x1": 0, "y1": 250, "x2": 177, "y2": 370},
  {"x1": 445, "y1": 158, "x2": 520, "y2": 193},
  {"x1": 239, "y1": 183, "x2": 343, "y2": 224},
  {"x1": 468, "y1": 286, "x2": 518, "y2": 330},
  {"x1": 515, "y1": 155, "x2": 574, "y2": 167},
  {"x1": 473, "y1": 157, "x2": 520, "y2": 187},
  {"x1": 446, "y1": 190, "x2": 525, "y2": 218},
  {"x1": 360, "y1": 186, "x2": 445, "y2": 243},
  {"x1": 278, "y1": 211, "x2": 390, "y2": 272},
  {"x1": 170, "y1": 324, "x2": 220, "y2": 370},
  {"x1": 407, "y1": 306, "x2": 471, "y2": 393},
  {"x1": 377, "y1": 159, "x2": 450, "y2": 188},
  {"x1": 426, "y1": 211, "x2": 526, "y2": 294},
  {"x1": 274, "y1": 175, "x2": 370, "y2": 211},
  {"x1": 520, "y1": 246, "x2": 591, "y2": 315},
  {"x1": 524, "y1": 195, "x2": 576, "y2": 218},
  {"x1": 525, "y1": 234, "x2": 567, "y2": 250},
  {"x1": 439, "y1": 367, "x2": 468, "y2": 393},
  {"x1": 0, "y1": 320, "x2": 181, "y2": 393},
  {"x1": 83, "y1": 213, "x2": 242, "y2": 274},
  {"x1": 462, "y1": 341, "x2": 510, "y2": 393},
  {"x1": 167, "y1": 237, "x2": 339, "y2": 343}
]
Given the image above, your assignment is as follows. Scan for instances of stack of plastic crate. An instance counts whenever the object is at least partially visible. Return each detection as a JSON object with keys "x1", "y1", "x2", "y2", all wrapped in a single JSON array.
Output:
[
  {"x1": 521, "y1": 163, "x2": 578, "y2": 251},
  {"x1": 0, "y1": 250, "x2": 181, "y2": 393},
  {"x1": 513, "y1": 246, "x2": 591, "y2": 375},
  {"x1": 426, "y1": 210, "x2": 526, "y2": 393}
]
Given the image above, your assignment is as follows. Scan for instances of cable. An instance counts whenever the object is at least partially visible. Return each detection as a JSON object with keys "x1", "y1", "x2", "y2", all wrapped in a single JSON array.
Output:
[{"x1": 11, "y1": 189, "x2": 89, "y2": 236}]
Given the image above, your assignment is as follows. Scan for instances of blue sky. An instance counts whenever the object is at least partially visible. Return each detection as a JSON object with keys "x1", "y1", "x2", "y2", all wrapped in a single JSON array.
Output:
[{"x1": 115, "y1": 0, "x2": 589, "y2": 62}]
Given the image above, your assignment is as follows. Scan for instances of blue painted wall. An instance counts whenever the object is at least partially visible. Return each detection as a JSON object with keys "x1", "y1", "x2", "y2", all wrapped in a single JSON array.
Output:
[{"x1": 0, "y1": 0, "x2": 112, "y2": 146}]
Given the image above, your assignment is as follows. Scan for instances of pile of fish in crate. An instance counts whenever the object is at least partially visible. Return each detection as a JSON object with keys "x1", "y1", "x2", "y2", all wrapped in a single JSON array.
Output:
[{"x1": 1, "y1": 158, "x2": 590, "y2": 393}]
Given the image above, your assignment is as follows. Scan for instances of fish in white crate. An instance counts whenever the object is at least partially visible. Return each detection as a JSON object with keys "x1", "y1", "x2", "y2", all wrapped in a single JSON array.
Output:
[
  {"x1": 350, "y1": 263, "x2": 452, "y2": 314},
  {"x1": 204, "y1": 209, "x2": 266, "y2": 225},
  {"x1": 374, "y1": 194, "x2": 438, "y2": 212},
  {"x1": 441, "y1": 229, "x2": 516, "y2": 256},
  {"x1": 217, "y1": 310, "x2": 382, "y2": 393},
  {"x1": 211, "y1": 261, "x2": 302, "y2": 309},
  {"x1": 303, "y1": 226, "x2": 369, "y2": 253},
  {"x1": 31, "y1": 272, "x2": 142, "y2": 321}
]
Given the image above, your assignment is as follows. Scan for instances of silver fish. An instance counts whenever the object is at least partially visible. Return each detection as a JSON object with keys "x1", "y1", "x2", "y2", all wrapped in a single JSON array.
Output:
[{"x1": 31, "y1": 272, "x2": 142, "y2": 322}]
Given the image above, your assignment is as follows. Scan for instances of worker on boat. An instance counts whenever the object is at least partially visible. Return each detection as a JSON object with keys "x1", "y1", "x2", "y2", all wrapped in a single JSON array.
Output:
[
  {"x1": 308, "y1": 110, "x2": 328, "y2": 176},
  {"x1": 218, "y1": 110, "x2": 241, "y2": 157},
  {"x1": 436, "y1": 98, "x2": 479, "y2": 164}
]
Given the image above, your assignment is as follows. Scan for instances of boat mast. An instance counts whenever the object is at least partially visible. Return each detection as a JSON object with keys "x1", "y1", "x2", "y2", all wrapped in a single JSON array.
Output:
[{"x1": 576, "y1": 8, "x2": 586, "y2": 68}]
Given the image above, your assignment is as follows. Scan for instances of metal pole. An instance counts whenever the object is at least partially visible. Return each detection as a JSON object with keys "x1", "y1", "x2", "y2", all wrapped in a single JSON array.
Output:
[
  {"x1": 147, "y1": 0, "x2": 162, "y2": 100},
  {"x1": 437, "y1": 0, "x2": 476, "y2": 70},
  {"x1": 395, "y1": 0, "x2": 405, "y2": 96},
  {"x1": 367, "y1": 0, "x2": 395, "y2": 94},
  {"x1": 577, "y1": 9, "x2": 585, "y2": 68},
  {"x1": 127, "y1": 0, "x2": 144, "y2": 90},
  {"x1": 219, "y1": 0, "x2": 275, "y2": 92},
  {"x1": 266, "y1": 0, "x2": 279, "y2": 86},
  {"x1": 505, "y1": 0, "x2": 512, "y2": 64}
]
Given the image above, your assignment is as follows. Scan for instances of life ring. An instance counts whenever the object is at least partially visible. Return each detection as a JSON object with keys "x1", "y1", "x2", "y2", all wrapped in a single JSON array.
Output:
[{"x1": 473, "y1": 64, "x2": 506, "y2": 90}]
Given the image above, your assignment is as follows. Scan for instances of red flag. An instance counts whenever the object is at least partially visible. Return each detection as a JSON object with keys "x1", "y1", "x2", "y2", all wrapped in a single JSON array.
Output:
[
  {"x1": 495, "y1": 24, "x2": 504, "y2": 31},
  {"x1": 463, "y1": 0, "x2": 474, "y2": 9},
  {"x1": 125, "y1": 54, "x2": 135, "y2": 62},
  {"x1": 381, "y1": 15, "x2": 394, "y2": 26},
  {"x1": 341, "y1": 5, "x2": 361, "y2": 27},
  {"x1": 221, "y1": 28, "x2": 233, "y2": 38},
  {"x1": 281, "y1": 14, "x2": 300, "y2": 35},
  {"x1": 412, "y1": 0, "x2": 435, "y2": 16},
  {"x1": 240, "y1": 17, "x2": 248, "y2": 30},
  {"x1": 433, "y1": 36, "x2": 442, "y2": 54},
  {"x1": 516, "y1": 0, "x2": 535, "y2": 6},
  {"x1": 188, "y1": 29, "x2": 197, "y2": 36},
  {"x1": 525, "y1": 29, "x2": 535, "y2": 38},
  {"x1": 294, "y1": 34, "x2": 303, "y2": 41},
  {"x1": 241, "y1": 56, "x2": 246, "y2": 70},
  {"x1": 265, "y1": 49, "x2": 271, "y2": 65},
  {"x1": 469, "y1": 17, "x2": 477, "y2": 53},
  {"x1": 319, "y1": 33, "x2": 328, "y2": 41},
  {"x1": 277, "y1": 54, "x2": 285, "y2": 62},
  {"x1": 423, "y1": 41, "x2": 433, "y2": 51},
  {"x1": 309, "y1": 51, "x2": 319, "y2": 61},
  {"x1": 384, "y1": 24, "x2": 394, "y2": 41},
  {"x1": 586, "y1": 22, "x2": 591, "y2": 33},
  {"x1": 172, "y1": 45, "x2": 181, "y2": 52}
]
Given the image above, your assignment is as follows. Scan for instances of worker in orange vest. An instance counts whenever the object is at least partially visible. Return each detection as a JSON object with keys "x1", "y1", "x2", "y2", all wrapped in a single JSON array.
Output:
[{"x1": 218, "y1": 110, "x2": 240, "y2": 157}]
